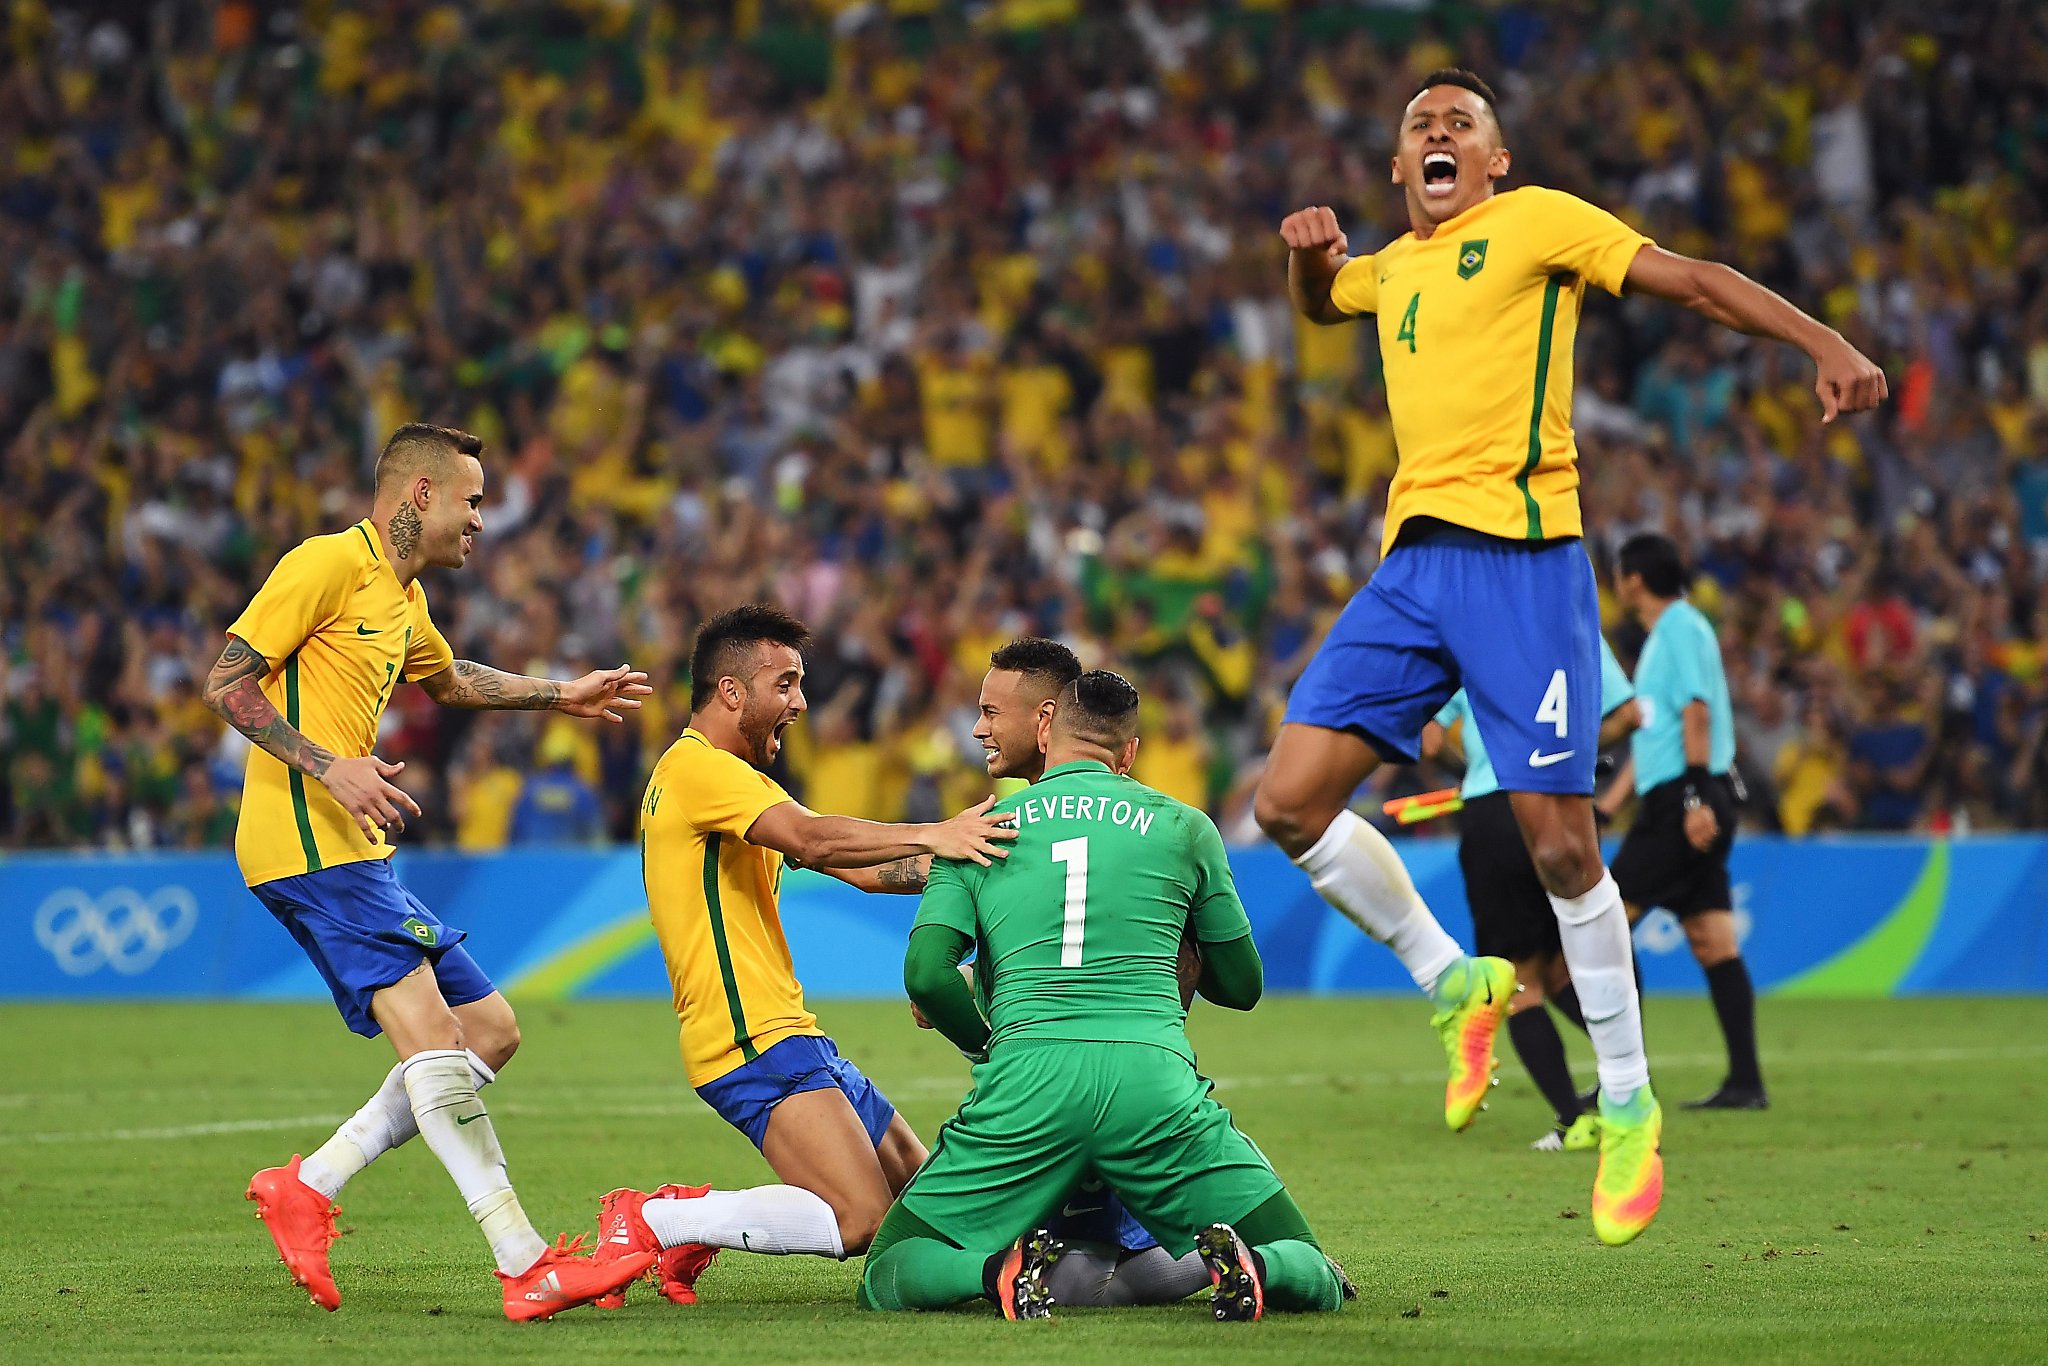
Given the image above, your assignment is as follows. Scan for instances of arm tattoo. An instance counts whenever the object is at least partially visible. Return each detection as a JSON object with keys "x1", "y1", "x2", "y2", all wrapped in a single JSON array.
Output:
[
  {"x1": 388, "y1": 503, "x2": 423, "y2": 560},
  {"x1": 876, "y1": 857, "x2": 929, "y2": 891},
  {"x1": 202, "y1": 635, "x2": 336, "y2": 778},
  {"x1": 421, "y1": 659, "x2": 563, "y2": 711}
]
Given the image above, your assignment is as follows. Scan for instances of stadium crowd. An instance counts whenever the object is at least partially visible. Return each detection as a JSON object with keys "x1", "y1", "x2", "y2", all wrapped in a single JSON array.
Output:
[{"x1": 3, "y1": 0, "x2": 2046, "y2": 853}]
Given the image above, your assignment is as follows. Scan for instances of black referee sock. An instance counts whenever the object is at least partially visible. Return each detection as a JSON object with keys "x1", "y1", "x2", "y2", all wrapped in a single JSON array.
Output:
[
  {"x1": 1506, "y1": 1008, "x2": 1583, "y2": 1127},
  {"x1": 1705, "y1": 957, "x2": 1763, "y2": 1090},
  {"x1": 1550, "y1": 984, "x2": 1586, "y2": 1032}
]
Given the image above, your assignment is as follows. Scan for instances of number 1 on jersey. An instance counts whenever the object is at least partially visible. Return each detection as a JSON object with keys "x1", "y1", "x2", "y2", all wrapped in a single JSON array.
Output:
[{"x1": 1051, "y1": 836, "x2": 1088, "y2": 967}]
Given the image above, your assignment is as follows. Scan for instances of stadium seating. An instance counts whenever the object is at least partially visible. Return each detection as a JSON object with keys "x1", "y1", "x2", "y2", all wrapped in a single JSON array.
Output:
[{"x1": 1, "y1": 1, "x2": 2043, "y2": 848}]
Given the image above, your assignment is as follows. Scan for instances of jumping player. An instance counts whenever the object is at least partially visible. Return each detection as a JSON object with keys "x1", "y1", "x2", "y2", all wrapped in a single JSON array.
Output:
[
  {"x1": 588, "y1": 605, "x2": 1016, "y2": 1305},
  {"x1": 1610, "y1": 533, "x2": 1764, "y2": 1109},
  {"x1": 1426, "y1": 635, "x2": 1639, "y2": 1150},
  {"x1": 1257, "y1": 69, "x2": 1885, "y2": 1245},
  {"x1": 862, "y1": 672, "x2": 1348, "y2": 1321},
  {"x1": 218, "y1": 423, "x2": 659, "y2": 1319}
]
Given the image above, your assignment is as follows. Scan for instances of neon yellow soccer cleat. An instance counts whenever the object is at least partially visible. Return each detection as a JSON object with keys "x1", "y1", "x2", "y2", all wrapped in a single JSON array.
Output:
[
  {"x1": 1592, "y1": 1085, "x2": 1664, "y2": 1246},
  {"x1": 1430, "y1": 956, "x2": 1517, "y2": 1132}
]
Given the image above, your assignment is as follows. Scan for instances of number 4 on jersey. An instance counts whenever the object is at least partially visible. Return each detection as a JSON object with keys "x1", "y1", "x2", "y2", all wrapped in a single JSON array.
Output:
[
  {"x1": 1396, "y1": 292, "x2": 1420, "y2": 353},
  {"x1": 1535, "y1": 669, "x2": 1569, "y2": 737}
]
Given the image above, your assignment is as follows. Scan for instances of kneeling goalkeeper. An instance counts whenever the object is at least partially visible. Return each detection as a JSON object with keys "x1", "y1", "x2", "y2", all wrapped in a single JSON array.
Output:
[{"x1": 859, "y1": 671, "x2": 1349, "y2": 1320}]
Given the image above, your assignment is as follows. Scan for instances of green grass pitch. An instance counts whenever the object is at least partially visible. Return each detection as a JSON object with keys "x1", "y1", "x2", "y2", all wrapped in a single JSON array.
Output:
[{"x1": 2, "y1": 996, "x2": 2043, "y2": 1362}]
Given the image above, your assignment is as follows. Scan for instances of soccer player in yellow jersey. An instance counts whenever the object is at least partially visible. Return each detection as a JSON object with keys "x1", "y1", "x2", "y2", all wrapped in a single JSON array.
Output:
[
  {"x1": 590, "y1": 605, "x2": 1017, "y2": 1306},
  {"x1": 1255, "y1": 70, "x2": 1887, "y2": 1248},
  {"x1": 212, "y1": 423, "x2": 659, "y2": 1320}
]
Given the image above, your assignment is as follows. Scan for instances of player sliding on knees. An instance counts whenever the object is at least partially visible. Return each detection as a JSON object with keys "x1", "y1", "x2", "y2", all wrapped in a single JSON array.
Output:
[
  {"x1": 588, "y1": 605, "x2": 1017, "y2": 1306},
  {"x1": 217, "y1": 423, "x2": 659, "y2": 1319},
  {"x1": 1258, "y1": 68, "x2": 1885, "y2": 1246},
  {"x1": 862, "y1": 671, "x2": 1350, "y2": 1321}
]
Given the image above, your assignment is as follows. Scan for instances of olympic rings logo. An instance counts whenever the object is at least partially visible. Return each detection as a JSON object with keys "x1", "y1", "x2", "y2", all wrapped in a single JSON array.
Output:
[{"x1": 33, "y1": 886, "x2": 200, "y2": 977}]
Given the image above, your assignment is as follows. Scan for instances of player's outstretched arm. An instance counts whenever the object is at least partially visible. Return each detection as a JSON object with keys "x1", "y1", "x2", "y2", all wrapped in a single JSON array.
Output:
[
  {"x1": 202, "y1": 634, "x2": 421, "y2": 838},
  {"x1": 415, "y1": 660, "x2": 652, "y2": 721},
  {"x1": 1595, "y1": 754, "x2": 1635, "y2": 823},
  {"x1": 747, "y1": 795, "x2": 1017, "y2": 870},
  {"x1": 1598, "y1": 699, "x2": 1643, "y2": 748},
  {"x1": 1279, "y1": 206, "x2": 1357, "y2": 325},
  {"x1": 1622, "y1": 245, "x2": 1887, "y2": 423},
  {"x1": 820, "y1": 856, "x2": 933, "y2": 895}
]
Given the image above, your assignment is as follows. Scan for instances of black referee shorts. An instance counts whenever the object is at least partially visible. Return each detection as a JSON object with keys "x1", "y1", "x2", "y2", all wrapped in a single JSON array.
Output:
[
  {"x1": 1610, "y1": 773, "x2": 1739, "y2": 918},
  {"x1": 1455, "y1": 791, "x2": 1561, "y2": 961}
]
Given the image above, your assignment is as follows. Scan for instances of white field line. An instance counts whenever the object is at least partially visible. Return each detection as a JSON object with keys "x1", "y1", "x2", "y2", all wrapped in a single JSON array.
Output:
[
  {"x1": 4, "y1": 1041, "x2": 2045, "y2": 1147},
  {"x1": 3, "y1": 1114, "x2": 351, "y2": 1145}
]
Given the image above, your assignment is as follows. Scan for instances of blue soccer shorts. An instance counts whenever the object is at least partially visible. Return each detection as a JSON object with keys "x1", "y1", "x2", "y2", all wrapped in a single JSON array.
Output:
[
  {"x1": 695, "y1": 1034, "x2": 898, "y2": 1152},
  {"x1": 1284, "y1": 528, "x2": 1603, "y2": 795},
  {"x1": 251, "y1": 857, "x2": 497, "y2": 1038}
]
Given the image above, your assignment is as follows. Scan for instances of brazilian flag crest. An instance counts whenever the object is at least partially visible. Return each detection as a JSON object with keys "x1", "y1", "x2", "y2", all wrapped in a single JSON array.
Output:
[
  {"x1": 401, "y1": 916, "x2": 439, "y2": 948},
  {"x1": 1457, "y1": 240, "x2": 1488, "y2": 279}
]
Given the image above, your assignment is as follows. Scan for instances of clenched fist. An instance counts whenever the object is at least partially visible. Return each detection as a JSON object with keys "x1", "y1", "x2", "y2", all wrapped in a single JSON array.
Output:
[{"x1": 1279, "y1": 206, "x2": 1349, "y2": 261}]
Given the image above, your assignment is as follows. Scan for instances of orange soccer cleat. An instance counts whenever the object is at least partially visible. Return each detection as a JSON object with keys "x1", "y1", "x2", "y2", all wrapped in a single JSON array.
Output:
[
  {"x1": 1431, "y1": 956, "x2": 1518, "y2": 1132},
  {"x1": 592, "y1": 1183, "x2": 719, "y2": 1308},
  {"x1": 245, "y1": 1155, "x2": 343, "y2": 1312},
  {"x1": 1195, "y1": 1223, "x2": 1265, "y2": 1322},
  {"x1": 499, "y1": 1233, "x2": 656, "y2": 1322},
  {"x1": 1591, "y1": 1084, "x2": 1665, "y2": 1246}
]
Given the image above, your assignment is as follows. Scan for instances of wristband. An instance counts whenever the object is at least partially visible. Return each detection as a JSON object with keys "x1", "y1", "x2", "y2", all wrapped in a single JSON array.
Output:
[{"x1": 1682, "y1": 765, "x2": 1711, "y2": 811}]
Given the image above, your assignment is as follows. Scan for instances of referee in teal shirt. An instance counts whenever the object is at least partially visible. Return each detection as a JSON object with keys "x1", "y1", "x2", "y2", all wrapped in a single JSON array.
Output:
[{"x1": 1609, "y1": 533, "x2": 1765, "y2": 1111}]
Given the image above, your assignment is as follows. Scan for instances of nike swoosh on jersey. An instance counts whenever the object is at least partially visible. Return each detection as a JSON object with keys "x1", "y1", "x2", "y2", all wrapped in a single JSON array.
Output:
[
  {"x1": 355, "y1": 623, "x2": 382, "y2": 635},
  {"x1": 1060, "y1": 1203, "x2": 1104, "y2": 1218},
  {"x1": 1527, "y1": 749, "x2": 1577, "y2": 768}
]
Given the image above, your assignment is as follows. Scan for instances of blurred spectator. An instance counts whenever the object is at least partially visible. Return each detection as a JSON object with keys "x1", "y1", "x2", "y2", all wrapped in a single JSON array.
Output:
[
  {"x1": 1848, "y1": 678, "x2": 1939, "y2": 832},
  {"x1": 507, "y1": 730, "x2": 606, "y2": 847},
  {"x1": 1133, "y1": 691, "x2": 1214, "y2": 811},
  {"x1": 0, "y1": 0, "x2": 2043, "y2": 848},
  {"x1": 453, "y1": 734, "x2": 526, "y2": 854},
  {"x1": 1775, "y1": 699, "x2": 1859, "y2": 836}
]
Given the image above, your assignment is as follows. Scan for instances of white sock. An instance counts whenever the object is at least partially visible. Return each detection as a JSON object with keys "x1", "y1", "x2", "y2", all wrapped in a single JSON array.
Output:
[
  {"x1": 401, "y1": 1049, "x2": 547, "y2": 1275},
  {"x1": 642, "y1": 1186, "x2": 845, "y2": 1259},
  {"x1": 1549, "y1": 870, "x2": 1651, "y2": 1098},
  {"x1": 1295, "y1": 808, "x2": 1463, "y2": 993},
  {"x1": 300, "y1": 1050, "x2": 498, "y2": 1199}
]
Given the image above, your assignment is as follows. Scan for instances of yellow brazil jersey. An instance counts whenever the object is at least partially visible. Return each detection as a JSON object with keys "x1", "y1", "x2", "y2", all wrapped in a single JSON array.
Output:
[
  {"x1": 226, "y1": 521, "x2": 454, "y2": 887},
  {"x1": 1329, "y1": 187, "x2": 1651, "y2": 552},
  {"x1": 641, "y1": 729, "x2": 821, "y2": 1087}
]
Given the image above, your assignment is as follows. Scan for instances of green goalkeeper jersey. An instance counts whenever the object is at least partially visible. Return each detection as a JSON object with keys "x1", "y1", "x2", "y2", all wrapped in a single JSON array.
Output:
[{"x1": 914, "y1": 760, "x2": 1254, "y2": 1064}]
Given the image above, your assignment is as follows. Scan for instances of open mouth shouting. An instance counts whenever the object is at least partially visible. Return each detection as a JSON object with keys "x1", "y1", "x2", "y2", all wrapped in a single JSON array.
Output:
[{"x1": 1421, "y1": 150, "x2": 1458, "y2": 198}]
